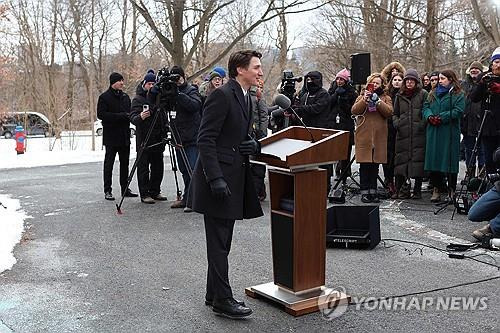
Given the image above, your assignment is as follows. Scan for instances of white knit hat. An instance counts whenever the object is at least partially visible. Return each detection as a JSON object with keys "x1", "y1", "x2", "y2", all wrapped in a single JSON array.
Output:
[{"x1": 492, "y1": 46, "x2": 500, "y2": 62}]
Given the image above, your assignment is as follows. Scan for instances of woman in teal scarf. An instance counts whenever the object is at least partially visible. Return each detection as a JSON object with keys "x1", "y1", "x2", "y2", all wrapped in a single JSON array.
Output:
[{"x1": 422, "y1": 69, "x2": 465, "y2": 202}]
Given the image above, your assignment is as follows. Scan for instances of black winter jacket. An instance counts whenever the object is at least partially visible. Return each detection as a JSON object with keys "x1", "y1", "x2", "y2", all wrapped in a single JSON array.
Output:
[
  {"x1": 96, "y1": 88, "x2": 131, "y2": 146},
  {"x1": 296, "y1": 71, "x2": 331, "y2": 128},
  {"x1": 130, "y1": 84, "x2": 167, "y2": 152},
  {"x1": 328, "y1": 82, "x2": 358, "y2": 131},
  {"x1": 461, "y1": 76, "x2": 483, "y2": 136},
  {"x1": 171, "y1": 83, "x2": 202, "y2": 146},
  {"x1": 470, "y1": 74, "x2": 500, "y2": 137}
]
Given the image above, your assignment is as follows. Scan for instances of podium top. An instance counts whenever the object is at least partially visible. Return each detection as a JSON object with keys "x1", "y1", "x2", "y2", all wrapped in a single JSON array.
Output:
[{"x1": 254, "y1": 126, "x2": 349, "y2": 171}]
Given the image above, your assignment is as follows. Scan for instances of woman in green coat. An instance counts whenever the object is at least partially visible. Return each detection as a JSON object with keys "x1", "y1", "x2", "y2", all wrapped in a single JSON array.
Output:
[{"x1": 422, "y1": 69, "x2": 465, "y2": 202}]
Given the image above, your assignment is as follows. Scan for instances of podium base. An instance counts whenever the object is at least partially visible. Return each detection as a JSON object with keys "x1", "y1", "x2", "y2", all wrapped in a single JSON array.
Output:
[{"x1": 245, "y1": 282, "x2": 350, "y2": 317}]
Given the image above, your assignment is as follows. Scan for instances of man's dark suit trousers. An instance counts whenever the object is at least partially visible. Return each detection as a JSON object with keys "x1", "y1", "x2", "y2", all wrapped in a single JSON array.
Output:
[{"x1": 204, "y1": 215, "x2": 235, "y2": 301}]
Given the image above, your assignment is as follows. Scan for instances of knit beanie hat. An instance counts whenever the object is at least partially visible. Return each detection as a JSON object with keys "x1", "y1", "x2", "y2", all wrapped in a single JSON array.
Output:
[
  {"x1": 143, "y1": 69, "x2": 156, "y2": 84},
  {"x1": 213, "y1": 66, "x2": 227, "y2": 78},
  {"x1": 109, "y1": 72, "x2": 124, "y2": 86},
  {"x1": 335, "y1": 68, "x2": 350, "y2": 82},
  {"x1": 170, "y1": 66, "x2": 185, "y2": 79},
  {"x1": 403, "y1": 68, "x2": 420, "y2": 83},
  {"x1": 209, "y1": 71, "x2": 222, "y2": 81},
  {"x1": 491, "y1": 47, "x2": 500, "y2": 62}
]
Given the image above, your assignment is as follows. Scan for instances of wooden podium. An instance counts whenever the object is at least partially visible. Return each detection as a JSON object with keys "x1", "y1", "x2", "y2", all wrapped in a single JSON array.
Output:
[{"x1": 245, "y1": 126, "x2": 351, "y2": 316}]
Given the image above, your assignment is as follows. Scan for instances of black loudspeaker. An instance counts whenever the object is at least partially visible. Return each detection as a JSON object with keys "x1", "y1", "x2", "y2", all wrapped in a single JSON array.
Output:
[
  {"x1": 350, "y1": 53, "x2": 371, "y2": 85},
  {"x1": 326, "y1": 205, "x2": 380, "y2": 249}
]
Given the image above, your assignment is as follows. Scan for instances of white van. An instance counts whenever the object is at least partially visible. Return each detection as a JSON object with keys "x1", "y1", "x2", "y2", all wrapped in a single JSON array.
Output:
[{"x1": 93, "y1": 119, "x2": 136, "y2": 137}]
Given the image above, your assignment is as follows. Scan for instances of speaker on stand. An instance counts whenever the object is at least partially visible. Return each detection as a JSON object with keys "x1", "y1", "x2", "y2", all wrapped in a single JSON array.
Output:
[{"x1": 350, "y1": 53, "x2": 371, "y2": 85}]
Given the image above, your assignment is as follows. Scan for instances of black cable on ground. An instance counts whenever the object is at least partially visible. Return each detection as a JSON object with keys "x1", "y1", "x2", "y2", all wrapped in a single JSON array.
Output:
[{"x1": 345, "y1": 238, "x2": 500, "y2": 306}]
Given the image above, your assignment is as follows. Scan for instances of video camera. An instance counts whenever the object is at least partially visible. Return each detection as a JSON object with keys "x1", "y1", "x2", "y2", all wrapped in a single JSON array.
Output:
[
  {"x1": 483, "y1": 72, "x2": 500, "y2": 85},
  {"x1": 156, "y1": 67, "x2": 181, "y2": 99},
  {"x1": 280, "y1": 70, "x2": 302, "y2": 100}
]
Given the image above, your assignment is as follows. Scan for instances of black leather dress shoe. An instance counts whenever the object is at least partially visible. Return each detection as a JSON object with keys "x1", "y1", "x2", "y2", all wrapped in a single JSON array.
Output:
[
  {"x1": 123, "y1": 189, "x2": 138, "y2": 197},
  {"x1": 212, "y1": 298, "x2": 252, "y2": 319},
  {"x1": 205, "y1": 298, "x2": 245, "y2": 307}
]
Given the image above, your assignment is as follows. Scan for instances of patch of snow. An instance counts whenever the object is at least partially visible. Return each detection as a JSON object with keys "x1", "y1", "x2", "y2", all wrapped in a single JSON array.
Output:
[{"x1": 0, "y1": 195, "x2": 29, "y2": 273}]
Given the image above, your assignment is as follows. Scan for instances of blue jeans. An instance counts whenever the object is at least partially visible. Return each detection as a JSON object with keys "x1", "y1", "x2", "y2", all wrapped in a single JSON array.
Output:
[
  {"x1": 468, "y1": 186, "x2": 500, "y2": 234},
  {"x1": 176, "y1": 145, "x2": 198, "y2": 202},
  {"x1": 463, "y1": 135, "x2": 484, "y2": 169}
]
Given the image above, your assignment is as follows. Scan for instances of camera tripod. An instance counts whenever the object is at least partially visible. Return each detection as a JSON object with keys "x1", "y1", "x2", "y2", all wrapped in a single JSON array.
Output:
[
  {"x1": 116, "y1": 100, "x2": 192, "y2": 214},
  {"x1": 448, "y1": 95, "x2": 493, "y2": 219},
  {"x1": 331, "y1": 154, "x2": 388, "y2": 192}
]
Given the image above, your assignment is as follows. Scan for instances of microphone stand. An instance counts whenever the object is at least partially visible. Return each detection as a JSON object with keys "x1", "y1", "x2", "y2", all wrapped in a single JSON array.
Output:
[{"x1": 285, "y1": 107, "x2": 315, "y2": 143}]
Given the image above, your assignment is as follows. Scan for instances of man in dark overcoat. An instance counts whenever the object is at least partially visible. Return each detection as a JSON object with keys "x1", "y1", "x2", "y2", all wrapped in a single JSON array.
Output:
[
  {"x1": 188, "y1": 50, "x2": 264, "y2": 319},
  {"x1": 97, "y1": 72, "x2": 138, "y2": 200}
]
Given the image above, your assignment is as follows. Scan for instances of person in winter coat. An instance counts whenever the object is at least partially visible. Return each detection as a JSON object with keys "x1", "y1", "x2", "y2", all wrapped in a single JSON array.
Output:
[
  {"x1": 471, "y1": 47, "x2": 500, "y2": 175},
  {"x1": 384, "y1": 72, "x2": 404, "y2": 195},
  {"x1": 469, "y1": 46, "x2": 500, "y2": 242},
  {"x1": 168, "y1": 66, "x2": 203, "y2": 210},
  {"x1": 96, "y1": 72, "x2": 138, "y2": 201},
  {"x1": 129, "y1": 70, "x2": 169, "y2": 204},
  {"x1": 328, "y1": 68, "x2": 358, "y2": 181},
  {"x1": 296, "y1": 71, "x2": 333, "y2": 189},
  {"x1": 421, "y1": 72, "x2": 432, "y2": 92},
  {"x1": 429, "y1": 71, "x2": 440, "y2": 90},
  {"x1": 461, "y1": 61, "x2": 486, "y2": 179},
  {"x1": 392, "y1": 69, "x2": 428, "y2": 199},
  {"x1": 423, "y1": 69, "x2": 465, "y2": 202},
  {"x1": 352, "y1": 73, "x2": 393, "y2": 203},
  {"x1": 296, "y1": 71, "x2": 331, "y2": 128},
  {"x1": 381, "y1": 61, "x2": 406, "y2": 89},
  {"x1": 249, "y1": 78, "x2": 269, "y2": 201},
  {"x1": 201, "y1": 71, "x2": 224, "y2": 105}
]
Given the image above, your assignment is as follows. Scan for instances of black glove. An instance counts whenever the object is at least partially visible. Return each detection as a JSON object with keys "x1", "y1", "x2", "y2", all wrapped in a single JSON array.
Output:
[
  {"x1": 209, "y1": 178, "x2": 231, "y2": 199},
  {"x1": 238, "y1": 138, "x2": 260, "y2": 155}
]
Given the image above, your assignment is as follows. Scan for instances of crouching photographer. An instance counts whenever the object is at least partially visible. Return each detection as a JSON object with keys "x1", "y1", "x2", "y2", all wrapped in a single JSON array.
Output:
[
  {"x1": 470, "y1": 47, "x2": 500, "y2": 175},
  {"x1": 469, "y1": 147, "x2": 500, "y2": 242}
]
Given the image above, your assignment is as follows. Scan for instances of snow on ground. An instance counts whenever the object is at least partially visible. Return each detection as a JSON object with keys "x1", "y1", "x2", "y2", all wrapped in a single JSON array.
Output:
[
  {"x1": 0, "y1": 194, "x2": 30, "y2": 273},
  {"x1": 0, "y1": 132, "x2": 136, "y2": 170}
]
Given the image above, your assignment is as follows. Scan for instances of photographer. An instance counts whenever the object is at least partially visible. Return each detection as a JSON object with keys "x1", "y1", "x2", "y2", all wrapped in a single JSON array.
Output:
[
  {"x1": 470, "y1": 47, "x2": 500, "y2": 175},
  {"x1": 269, "y1": 71, "x2": 301, "y2": 132},
  {"x1": 461, "y1": 61, "x2": 486, "y2": 179},
  {"x1": 469, "y1": 148, "x2": 500, "y2": 241},
  {"x1": 328, "y1": 68, "x2": 358, "y2": 180},
  {"x1": 168, "y1": 66, "x2": 203, "y2": 210},
  {"x1": 129, "y1": 70, "x2": 169, "y2": 204}
]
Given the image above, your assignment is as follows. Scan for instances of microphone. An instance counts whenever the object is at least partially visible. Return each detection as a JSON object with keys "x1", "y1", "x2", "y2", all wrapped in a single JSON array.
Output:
[
  {"x1": 273, "y1": 94, "x2": 292, "y2": 109},
  {"x1": 273, "y1": 94, "x2": 315, "y2": 143}
]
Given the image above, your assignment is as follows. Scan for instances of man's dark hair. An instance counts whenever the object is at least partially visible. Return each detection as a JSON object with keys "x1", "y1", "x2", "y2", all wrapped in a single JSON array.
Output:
[{"x1": 228, "y1": 50, "x2": 262, "y2": 79}]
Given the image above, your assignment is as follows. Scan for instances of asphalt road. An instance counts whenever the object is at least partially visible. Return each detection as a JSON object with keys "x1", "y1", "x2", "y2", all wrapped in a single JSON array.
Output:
[{"x1": 0, "y1": 161, "x2": 499, "y2": 332}]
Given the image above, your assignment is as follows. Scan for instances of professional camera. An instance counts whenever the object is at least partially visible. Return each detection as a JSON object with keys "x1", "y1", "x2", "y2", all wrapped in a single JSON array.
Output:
[
  {"x1": 483, "y1": 73, "x2": 500, "y2": 85},
  {"x1": 156, "y1": 67, "x2": 181, "y2": 99},
  {"x1": 280, "y1": 70, "x2": 302, "y2": 100}
]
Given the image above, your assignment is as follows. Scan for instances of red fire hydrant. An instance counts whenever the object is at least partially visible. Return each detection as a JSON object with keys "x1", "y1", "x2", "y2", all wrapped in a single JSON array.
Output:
[{"x1": 15, "y1": 125, "x2": 26, "y2": 154}]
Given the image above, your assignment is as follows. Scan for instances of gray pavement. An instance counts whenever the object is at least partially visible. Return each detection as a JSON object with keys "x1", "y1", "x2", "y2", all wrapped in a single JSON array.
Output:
[{"x1": 0, "y1": 161, "x2": 499, "y2": 332}]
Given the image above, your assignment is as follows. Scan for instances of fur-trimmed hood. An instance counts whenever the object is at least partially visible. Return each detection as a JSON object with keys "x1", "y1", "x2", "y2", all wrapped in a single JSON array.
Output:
[{"x1": 381, "y1": 62, "x2": 406, "y2": 83}]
